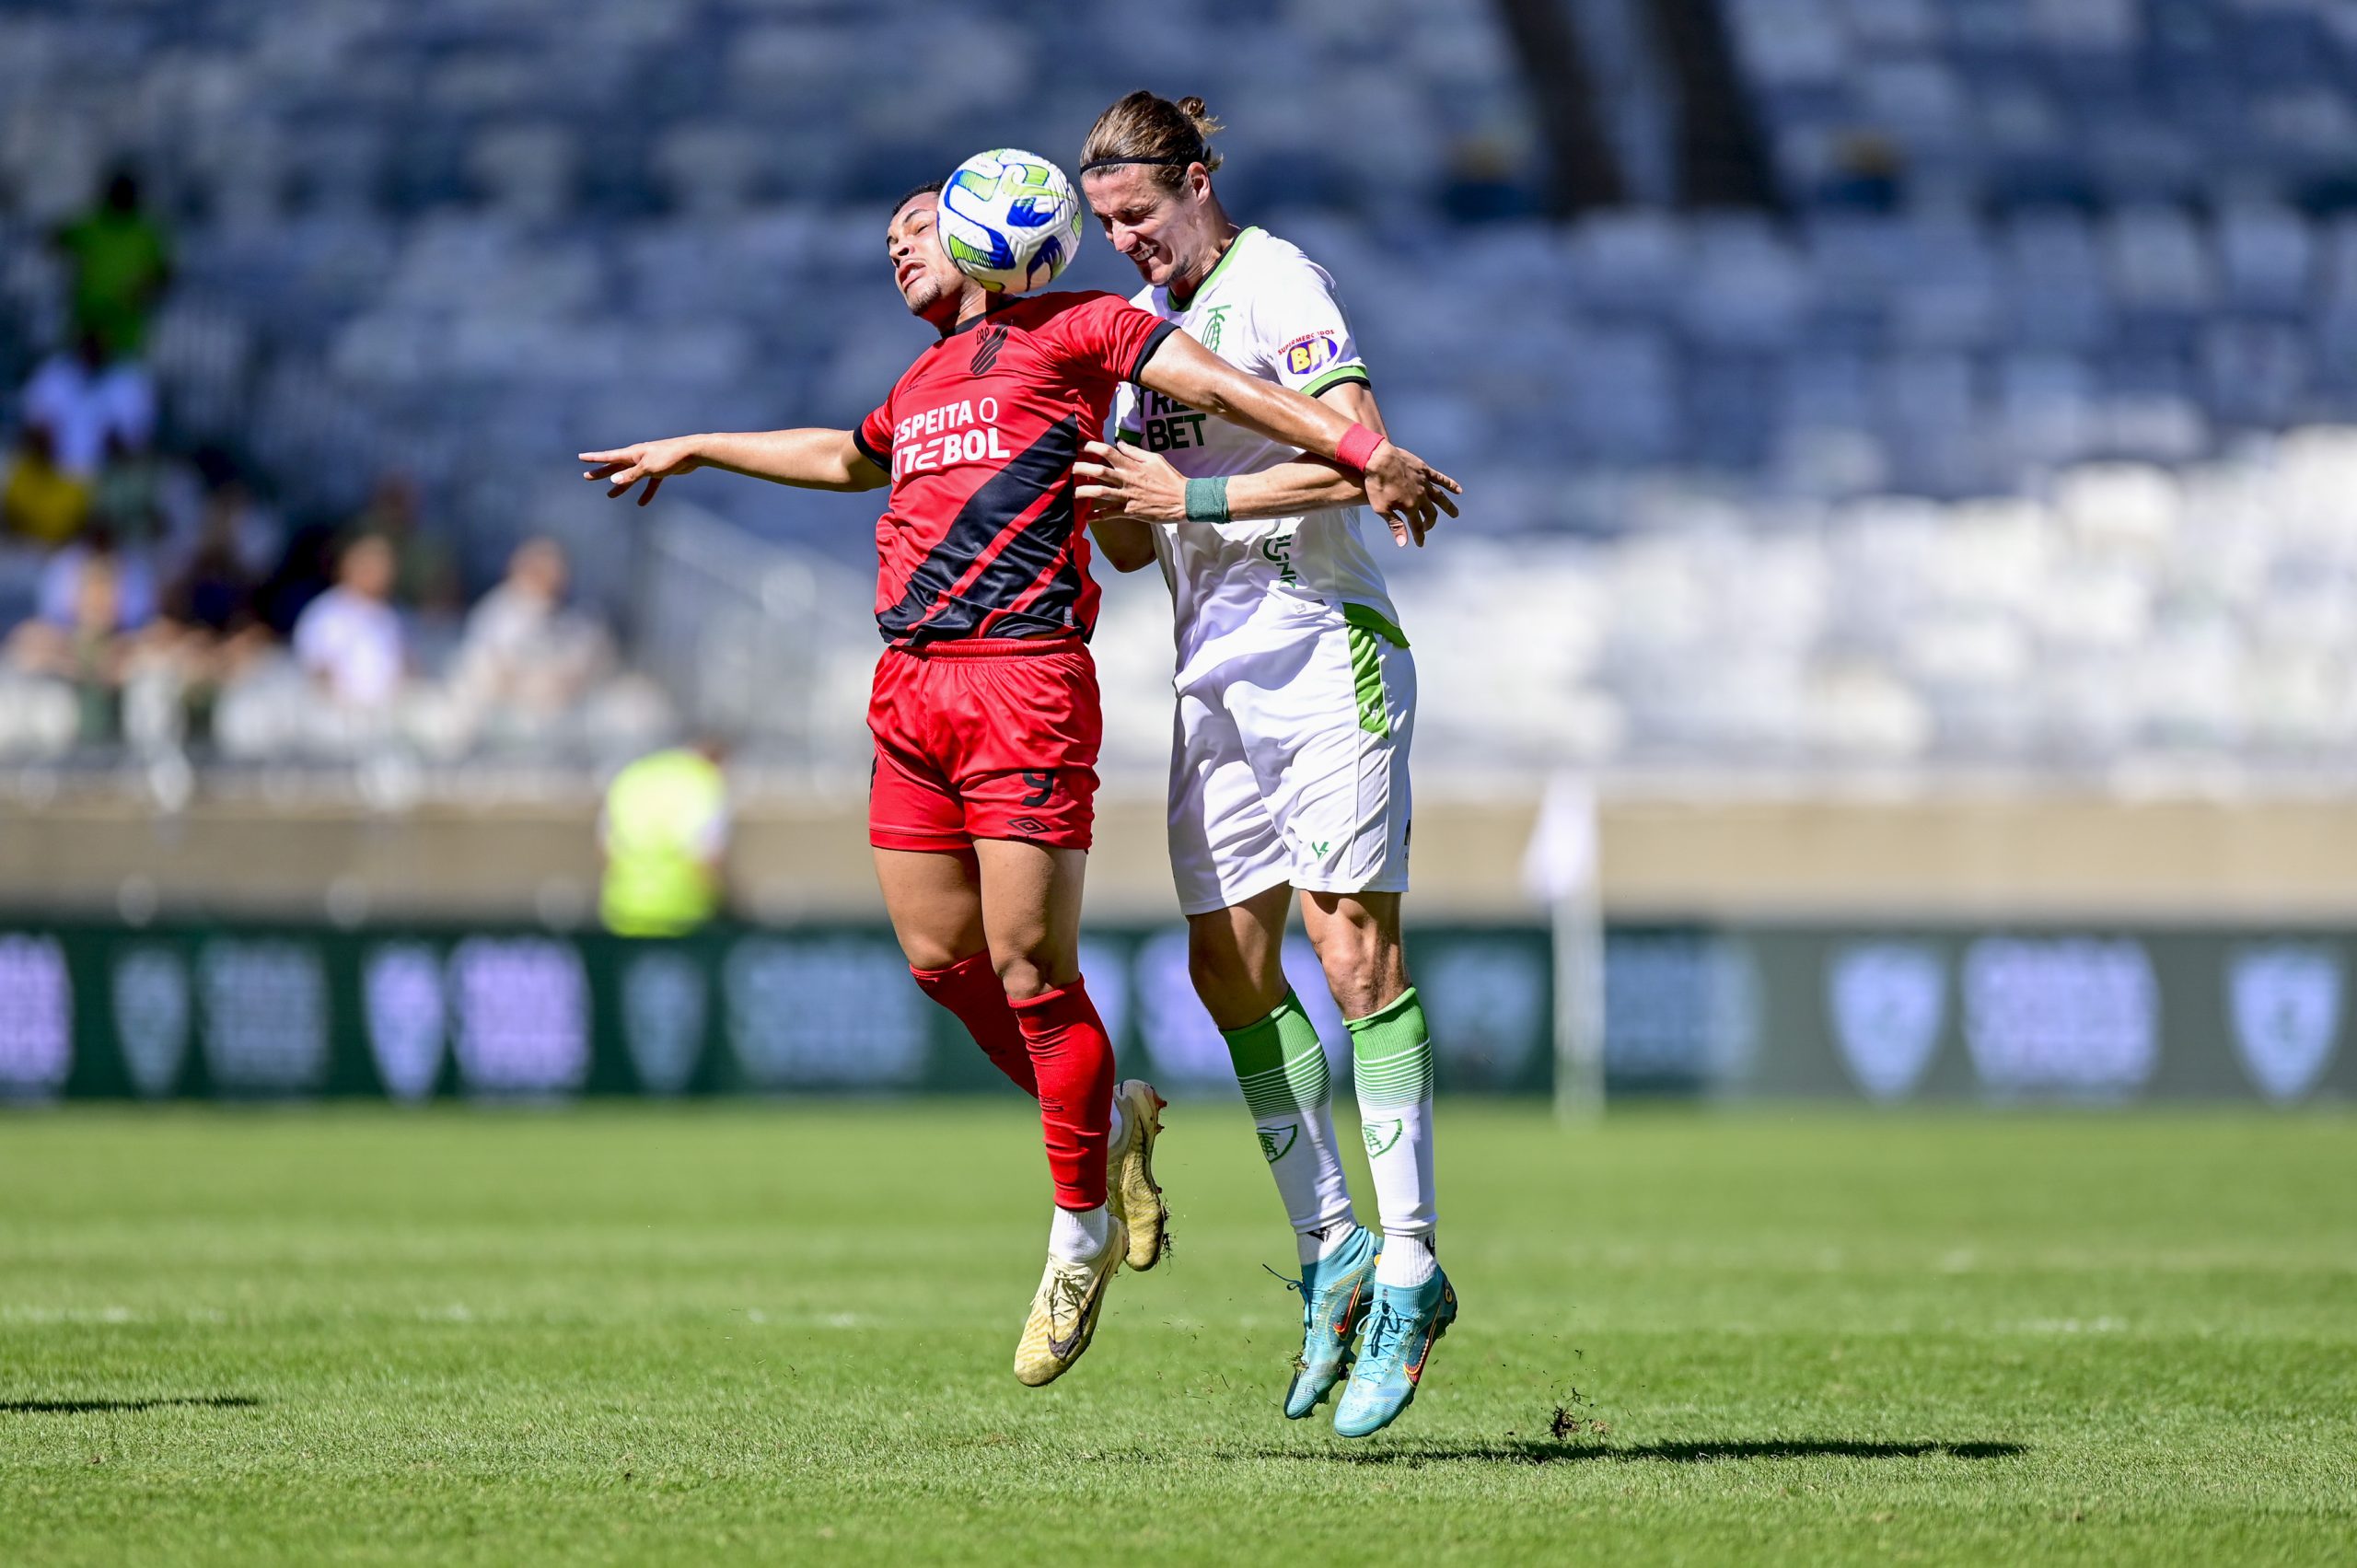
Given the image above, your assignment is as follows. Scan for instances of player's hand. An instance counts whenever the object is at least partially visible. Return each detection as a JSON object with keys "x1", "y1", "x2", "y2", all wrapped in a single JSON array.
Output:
[
  {"x1": 1074, "y1": 440, "x2": 1187, "y2": 523},
  {"x1": 577, "y1": 436, "x2": 705, "y2": 506},
  {"x1": 1362, "y1": 440, "x2": 1461, "y2": 547}
]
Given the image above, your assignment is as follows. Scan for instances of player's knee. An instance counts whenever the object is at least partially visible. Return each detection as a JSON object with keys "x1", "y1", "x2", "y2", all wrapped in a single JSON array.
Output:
[
  {"x1": 994, "y1": 946, "x2": 1076, "y2": 1004},
  {"x1": 1186, "y1": 936, "x2": 1283, "y2": 1028},
  {"x1": 899, "y1": 933, "x2": 982, "y2": 973}
]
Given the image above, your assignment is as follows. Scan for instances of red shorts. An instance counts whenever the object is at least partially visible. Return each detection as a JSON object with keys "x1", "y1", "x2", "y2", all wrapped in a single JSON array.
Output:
[{"x1": 867, "y1": 636, "x2": 1102, "y2": 854}]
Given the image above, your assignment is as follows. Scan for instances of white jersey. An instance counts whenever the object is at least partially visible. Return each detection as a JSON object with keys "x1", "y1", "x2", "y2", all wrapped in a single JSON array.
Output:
[{"x1": 1111, "y1": 226, "x2": 1405, "y2": 689}]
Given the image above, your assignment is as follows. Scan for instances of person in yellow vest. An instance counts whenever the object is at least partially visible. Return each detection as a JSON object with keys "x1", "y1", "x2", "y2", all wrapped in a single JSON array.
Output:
[{"x1": 598, "y1": 738, "x2": 730, "y2": 936}]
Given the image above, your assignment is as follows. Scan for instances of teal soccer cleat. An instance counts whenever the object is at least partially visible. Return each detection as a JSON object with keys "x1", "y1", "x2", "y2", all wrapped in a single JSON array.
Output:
[
  {"x1": 1275, "y1": 1225, "x2": 1379, "y2": 1419},
  {"x1": 1331, "y1": 1266, "x2": 1457, "y2": 1438}
]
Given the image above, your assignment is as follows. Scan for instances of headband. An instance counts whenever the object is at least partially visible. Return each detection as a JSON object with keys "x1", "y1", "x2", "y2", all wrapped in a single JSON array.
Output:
[{"x1": 1079, "y1": 148, "x2": 1207, "y2": 174}]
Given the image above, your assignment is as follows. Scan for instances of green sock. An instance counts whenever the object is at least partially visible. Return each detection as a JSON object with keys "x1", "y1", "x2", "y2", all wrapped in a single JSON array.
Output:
[
  {"x1": 1347, "y1": 988, "x2": 1437, "y2": 1285},
  {"x1": 1223, "y1": 991, "x2": 1354, "y2": 1249}
]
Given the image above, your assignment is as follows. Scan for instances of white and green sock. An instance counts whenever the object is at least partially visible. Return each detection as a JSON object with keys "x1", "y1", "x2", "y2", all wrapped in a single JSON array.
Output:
[
  {"x1": 1223, "y1": 991, "x2": 1356, "y2": 1265},
  {"x1": 1348, "y1": 988, "x2": 1438, "y2": 1289}
]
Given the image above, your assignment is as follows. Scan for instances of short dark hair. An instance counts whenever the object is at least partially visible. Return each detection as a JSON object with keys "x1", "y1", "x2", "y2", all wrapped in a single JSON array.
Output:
[{"x1": 890, "y1": 180, "x2": 945, "y2": 220}]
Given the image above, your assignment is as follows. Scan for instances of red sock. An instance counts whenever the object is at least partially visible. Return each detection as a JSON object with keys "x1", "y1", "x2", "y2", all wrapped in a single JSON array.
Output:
[
  {"x1": 910, "y1": 952, "x2": 1038, "y2": 1098},
  {"x1": 1008, "y1": 978, "x2": 1116, "y2": 1211}
]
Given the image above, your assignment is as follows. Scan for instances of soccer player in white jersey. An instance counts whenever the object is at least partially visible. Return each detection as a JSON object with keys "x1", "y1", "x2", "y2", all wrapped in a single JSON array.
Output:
[{"x1": 1074, "y1": 92, "x2": 1460, "y2": 1437}]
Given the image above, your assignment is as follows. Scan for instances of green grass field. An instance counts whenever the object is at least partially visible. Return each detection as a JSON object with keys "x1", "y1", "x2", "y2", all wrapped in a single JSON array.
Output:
[{"x1": 1, "y1": 1104, "x2": 2351, "y2": 1565}]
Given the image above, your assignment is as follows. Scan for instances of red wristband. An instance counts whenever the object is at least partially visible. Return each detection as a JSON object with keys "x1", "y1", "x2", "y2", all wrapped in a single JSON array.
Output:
[{"x1": 1335, "y1": 422, "x2": 1386, "y2": 475}]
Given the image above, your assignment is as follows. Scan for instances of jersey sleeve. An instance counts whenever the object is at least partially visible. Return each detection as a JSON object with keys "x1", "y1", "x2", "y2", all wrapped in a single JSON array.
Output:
[
  {"x1": 1109, "y1": 381, "x2": 1144, "y2": 446},
  {"x1": 1053, "y1": 293, "x2": 1179, "y2": 389},
  {"x1": 1248, "y1": 260, "x2": 1370, "y2": 398},
  {"x1": 853, "y1": 400, "x2": 893, "y2": 472}
]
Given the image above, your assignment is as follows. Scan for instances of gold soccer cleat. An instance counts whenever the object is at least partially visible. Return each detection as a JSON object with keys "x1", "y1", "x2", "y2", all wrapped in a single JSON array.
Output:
[
  {"x1": 1013, "y1": 1218, "x2": 1127, "y2": 1388},
  {"x1": 1108, "y1": 1079, "x2": 1169, "y2": 1271}
]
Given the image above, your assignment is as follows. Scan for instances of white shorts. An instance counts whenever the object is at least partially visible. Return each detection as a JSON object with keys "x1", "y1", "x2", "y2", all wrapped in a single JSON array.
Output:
[{"x1": 1167, "y1": 616, "x2": 1415, "y2": 917}]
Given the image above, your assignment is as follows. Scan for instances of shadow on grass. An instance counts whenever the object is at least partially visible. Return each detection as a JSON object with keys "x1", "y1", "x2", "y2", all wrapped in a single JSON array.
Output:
[
  {"x1": 0, "y1": 1395, "x2": 260, "y2": 1415},
  {"x1": 1257, "y1": 1438, "x2": 2026, "y2": 1466}
]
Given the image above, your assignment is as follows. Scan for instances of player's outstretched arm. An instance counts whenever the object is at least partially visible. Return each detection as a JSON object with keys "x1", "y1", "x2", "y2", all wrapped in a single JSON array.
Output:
[
  {"x1": 1074, "y1": 389, "x2": 1457, "y2": 547},
  {"x1": 1077, "y1": 440, "x2": 1356, "y2": 520},
  {"x1": 578, "y1": 429, "x2": 887, "y2": 506},
  {"x1": 1133, "y1": 334, "x2": 1461, "y2": 540}
]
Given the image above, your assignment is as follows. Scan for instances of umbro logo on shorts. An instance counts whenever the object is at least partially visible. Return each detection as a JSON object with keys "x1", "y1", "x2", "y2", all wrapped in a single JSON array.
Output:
[{"x1": 1007, "y1": 816, "x2": 1051, "y2": 836}]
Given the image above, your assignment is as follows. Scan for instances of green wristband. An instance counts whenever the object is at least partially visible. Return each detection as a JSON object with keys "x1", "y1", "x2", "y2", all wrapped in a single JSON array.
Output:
[{"x1": 1183, "y1": 475, "x2": 1231, "y2": 523}]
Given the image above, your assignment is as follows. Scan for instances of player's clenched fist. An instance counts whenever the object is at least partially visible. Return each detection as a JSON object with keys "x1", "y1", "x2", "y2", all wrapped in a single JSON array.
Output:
[{"x1": 579, "y1": 437, "x2": 705, "y2": 505}]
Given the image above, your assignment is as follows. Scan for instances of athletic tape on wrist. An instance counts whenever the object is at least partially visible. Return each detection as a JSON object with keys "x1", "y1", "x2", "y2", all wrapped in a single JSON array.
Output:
[
  {"x1": 1335, "y1": 423, "x2": 1386, "y2": 476},
  {"x1": 1184, "y1": 475, "x2": 1231, "y2": 523}
]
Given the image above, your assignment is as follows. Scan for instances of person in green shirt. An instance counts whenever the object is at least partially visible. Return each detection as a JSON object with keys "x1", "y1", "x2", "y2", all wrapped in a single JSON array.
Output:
[
  {"x1": 53, "y1": 168, "x2": 173, "y2": 363},
  {"x1": 598, "y1": 738, "x2": 731, "y2": 937}
]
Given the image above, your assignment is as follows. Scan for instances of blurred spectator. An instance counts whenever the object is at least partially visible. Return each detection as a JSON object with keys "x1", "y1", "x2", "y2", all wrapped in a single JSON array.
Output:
[
  {"x1": 1817, "y1": 134, "x2": 1904, "y2": 213},
  {"x1": 599, "y1": 738, "x2": 731, "y2": 937},
  {"x1": 161, "y1": 499, "x2": 268, "y2": 647},
  {"x1": 39, "y1": 525, "x2": 158, "y2": 631},
  {"x1": 2, "y1": 427, "x2": 89, "y2": 546},
  {"x1": 167, "y1": 448, "x2": 282, "y2": 586},
  {"x1": 53, "y1": 167, "x2": 173, "y2": 364},
  {"x1": 6, "y1": 554, "x2": 137, "y2": 743},
  {"x1": 1442, "y1": 138, "x2": 1538, "y2": 224},
  {"x1": 6, "y1": 331, "x2": 156, "y2": 545},
  {"x1": 292, "y1": 533, "x2": 405, "y2": 707},
  {"x1": 346, "y1": 473, "x2": 462, "y2": 620},
  {"x1": 452, "y1": 537, "x2": 615, "y2": 716},
  {"x1": 254, "y1": 517, "x2": 345, "y2": 638},
  {"x1": 145, "y1": 499, "x2": 274, "y2": 748}
]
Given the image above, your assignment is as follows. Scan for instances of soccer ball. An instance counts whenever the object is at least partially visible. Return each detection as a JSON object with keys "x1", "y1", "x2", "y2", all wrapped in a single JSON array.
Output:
[{"x1": 938, "y1": 148, "x2": 1084, "y2": 295}]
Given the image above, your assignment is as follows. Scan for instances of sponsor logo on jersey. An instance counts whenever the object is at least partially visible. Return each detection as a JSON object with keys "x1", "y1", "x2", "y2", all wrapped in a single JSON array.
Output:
[
  {"x1": 1258, "y1": 533, "x2": 1297, "y2": 583},
  {"x1": 891, "y1": 397, "x2": 1014, "y2": 480},
  {"x1": 1282, "y1": 331, "x2": 1339, "y2": 377},
  {"x1": 2228, "y1": 944, "x2": 2341, "y2": 1102},
  {"x1": 1828, "y1": 942, "x2": 1945, "y2": 1101},
  {"x1": 1137, "y1": 389, "x2": 1210, "y2": 453}
]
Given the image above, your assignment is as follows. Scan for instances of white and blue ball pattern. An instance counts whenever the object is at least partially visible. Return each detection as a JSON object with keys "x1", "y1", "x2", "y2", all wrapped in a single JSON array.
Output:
[{"x1": 937, "y1": 148, "x2": 1084, "y2": 295}]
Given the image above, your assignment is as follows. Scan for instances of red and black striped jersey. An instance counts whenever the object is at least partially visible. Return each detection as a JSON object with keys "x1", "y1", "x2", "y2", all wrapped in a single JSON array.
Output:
[{"x1": 853, "y1": 291, "x2": 1176, "y2": 645}]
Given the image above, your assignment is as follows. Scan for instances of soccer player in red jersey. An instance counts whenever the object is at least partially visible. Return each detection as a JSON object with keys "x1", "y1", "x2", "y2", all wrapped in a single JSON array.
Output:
[{"x1": 581, "y1": 178, "x2": 1459, "y2": 1387}]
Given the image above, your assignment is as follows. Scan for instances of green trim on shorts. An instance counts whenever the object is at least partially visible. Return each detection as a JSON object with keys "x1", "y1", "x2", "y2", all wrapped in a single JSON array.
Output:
[
  {"x1": 1341, "y1": 601, "x2": 1409, "y2": 648},
  {"x1": 1348, "y1": 624, "x2": 1389, "y2": 738}
]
